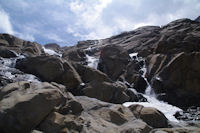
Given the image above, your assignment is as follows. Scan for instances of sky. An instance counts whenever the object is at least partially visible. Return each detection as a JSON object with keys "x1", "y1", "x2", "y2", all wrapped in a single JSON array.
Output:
[{"x1": 0, "y1": 0, "x2": 199, "y2": 46}]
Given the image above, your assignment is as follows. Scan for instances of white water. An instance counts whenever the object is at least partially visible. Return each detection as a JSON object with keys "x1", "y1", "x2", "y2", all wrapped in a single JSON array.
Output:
[
  {"x1": 86, "y1": 55, "x2": 99, "y2": 69},
  {"x1": 42, "y1": 47, "x2": 62, "y2": 57},
  {"x1": 123, "y1": 53, "x2": 182, "y2": 122},
  {"x1": 123, "y1": 91, "x2": 182, "y2": 122},
  {"x1": 130, "y1": 53, "x2": 154, "y2": 95},
  {"x1": 0, "y1": 56, "x2": 40, "y2": 83}
]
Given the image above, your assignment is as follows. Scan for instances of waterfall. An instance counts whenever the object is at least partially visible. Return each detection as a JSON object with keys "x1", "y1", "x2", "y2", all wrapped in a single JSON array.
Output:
[
  {"x1": 86, "y1": 54, "x2": 99, "y2": 69},
  {"x1": 124, "y1": 53, "x2": 182, "y2": 122},
  {"x1": 129, "y1": 53, "x2": 154, "y2": 96},
  {"x1": 84, "y1": 43, "x2": 100, "y2": 69}
]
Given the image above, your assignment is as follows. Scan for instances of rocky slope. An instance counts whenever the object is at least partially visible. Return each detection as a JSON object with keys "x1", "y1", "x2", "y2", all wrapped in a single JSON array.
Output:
[
  {"x1": 61, "y1": 18, "x2": 200, "y2": 108},
  {"x1": 0, "y1": 17, "x2": 200, "y2": 133}
]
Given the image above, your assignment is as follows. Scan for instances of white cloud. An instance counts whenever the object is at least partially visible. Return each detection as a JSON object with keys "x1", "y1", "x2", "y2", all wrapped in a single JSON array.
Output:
[
  {"x1": 0, "y1": 8, "x2": 14, "y2": 34},
  {"x1": 68, "y1": 0, "x2": 113, "y2": 39},
  {"x1": 67, "y1": 0, "x2": 200, "y2": 41},
  {"x1": 44, "y1": 33, "x2": 65, "y2": 43},
  {"x1": 15, "y1": 32, "x2": 35, "y2": 41},
  {"x1": 1, "y1": 0, "x2": 199, "y2": 45},
  {"x1": 13, "y1": 23, "x2": 39, "y2": 41}
]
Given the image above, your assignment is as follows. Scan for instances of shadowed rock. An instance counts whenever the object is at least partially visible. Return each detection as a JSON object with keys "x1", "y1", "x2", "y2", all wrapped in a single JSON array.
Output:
[{"x1": 152, "y1": 52, "x2": 200, "y2": 108}]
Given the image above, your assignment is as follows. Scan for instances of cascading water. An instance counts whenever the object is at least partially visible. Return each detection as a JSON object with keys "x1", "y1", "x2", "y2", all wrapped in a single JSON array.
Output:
[
  {"x1": 84, "y1": 43, "x2": 100, "y2": 69},
  {"x1": 0, "y1": 55, "x2": 40, "y2": 83},
  {"x1": 42, "y1": 46, "x2": 62, "y2": 57},
  {"x1": 129, "y1": 53, "x2": 154, "y2": 96},
  {"x1": 124, "y1": 53, "x2": 182, "y2": 122},
  {"x1": 86, "y1": 55, "x2": 99, "y2": 69},
  {"x1": 0, "y1": 47, "x2": 65, "y2": 86}
]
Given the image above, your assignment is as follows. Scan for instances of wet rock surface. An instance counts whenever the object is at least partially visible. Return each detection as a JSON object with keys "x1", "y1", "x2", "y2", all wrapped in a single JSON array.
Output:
[{"x1": 174, "y1": 107, "x2": 200, "y2": 121}]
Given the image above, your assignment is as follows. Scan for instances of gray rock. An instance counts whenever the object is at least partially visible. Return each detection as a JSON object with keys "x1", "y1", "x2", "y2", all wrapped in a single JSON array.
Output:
[
  {"x1": 128, "y1": 104, "x2": 168, "y2": 128},
  {"x1": 16, "y1": 55, "x2": 82, "y2": 95},
  {"x1": 39, "y1": 96, "x2": 152, "y2": 133},
  {"x1": 0, "y1": 33, "x2": 44, "y2": 57},
  {"x1": 98, "y1": 45, "x2": 130, "y2": 81},
  {"x1": 0, "y1": 81, "x2": 64, "y2": 133},
  {"x1": 152, "y1": 52, "x2": 200, "y2": 107}
]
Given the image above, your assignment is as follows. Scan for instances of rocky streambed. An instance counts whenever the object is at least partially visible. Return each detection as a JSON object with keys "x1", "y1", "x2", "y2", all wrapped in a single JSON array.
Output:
[{"x1": 0, "y1": 17, "x2": 200, "y2": 133}]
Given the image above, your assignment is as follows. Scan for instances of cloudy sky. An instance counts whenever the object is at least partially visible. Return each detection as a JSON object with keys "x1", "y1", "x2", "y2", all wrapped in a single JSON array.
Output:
[{"x1": 0, "y1": 0, "x2": 199, "y2": 46}]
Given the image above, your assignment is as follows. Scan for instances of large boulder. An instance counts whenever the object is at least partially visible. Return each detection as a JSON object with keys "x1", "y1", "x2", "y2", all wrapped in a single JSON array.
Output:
[
  {"x1": 139, "y1": 107, "x2": 168, "y2": 128},
  {"x1": 82, "y1": 80, "x2": 130, "y2": 104},
  {"x1": 128, "y1": 104, "x2": 168, "y2": 128},
  {"x1": 98, "y1": 45, "x2": 130, "y2": 80},
  {"x1": 72, "y1": 63, "x2": 112, "y2": 83},
  {"x1": 0, "y1": 81, "x2": 64, "y2": 133},
  {"x1": 73, "y1": 63, "x2": 130, "y2": 103},
  {"x1": 16, "y1": 55, "x2": 82, "y2": 94},
  {"x1": 152, "y1": 52, "x2": 200, "y2": 108},
  {"x1": 62, "y1": 48, "x2": 86, "y2": 63}
]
